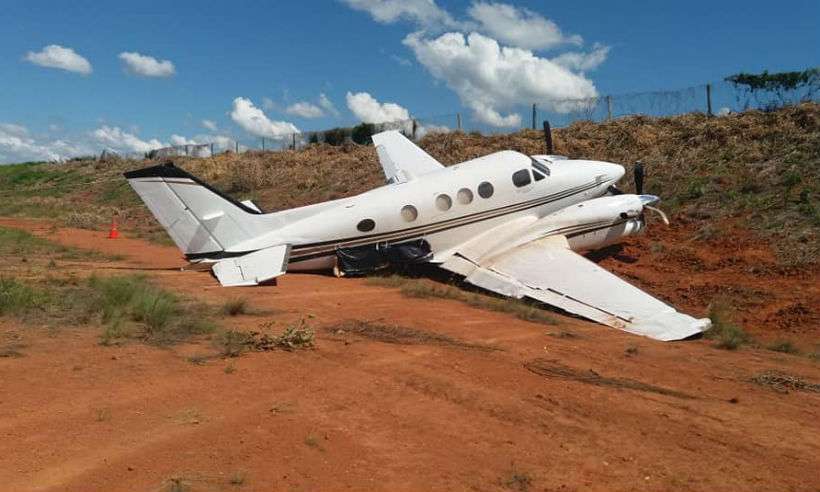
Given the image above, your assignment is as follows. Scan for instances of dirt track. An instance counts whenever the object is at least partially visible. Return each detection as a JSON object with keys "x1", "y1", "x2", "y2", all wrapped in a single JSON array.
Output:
[{"x1": 1, "y1": 219, "x2": 819, "y2": 492}]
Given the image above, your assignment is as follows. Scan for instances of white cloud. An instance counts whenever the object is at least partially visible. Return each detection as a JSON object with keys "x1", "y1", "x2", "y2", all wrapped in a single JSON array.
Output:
[
  {"x1": 341, "y1": 0, "x2": 460, "y2": 29},
  {"x1": 230, "y1": 97, "x2": 299, "y2": 139},
  {"x1": 346, "y1": 92, "x2": 411, "y2": 124},
  {"x1": 205, "y1": 134, "x2": 236, "y2": 150},
  {"x1": 91, "y1": 125, "x2": 166, "y2": 153},
  {"x1": 201, "y1": 119, "x2": 218, "y2": 131},
  {"x1": 0, "y1": 123, "x2": 29, "y2": 138},
  {"x1": 416, "y1": 123, "x2": 450, "y2": 138},
  {"x1": 467, "y1": 2, "x2": 582, "y2": 51},
  {"x1": 390, "y1": 54, "x2": 412, "y2": 66},
  {"x1": 318, "y1": 93, "x2": 340, "y2": 117},
  {"x1": 262, "y1": 97, "x2": 278, "y2": 111},
  {"x1": 285, "y1": 101, "x2": 325, "y2": 119},
  {"x1": 0, "y1": 123, "x2": 94, "y2": 163},
  {"x1": 551, "y1": 43, "x2": 610, "y2": 72},
  {"x1": 404, "y1": 31, "x2": 599, "y2": 127},
  {"x1": 118, "y1": 52, "x2": 175, "y2": 77},
  {"x1": 25, "y1": 45, "x2": 92, "y2": 75},
  {"x1": 170, "y1": 134, "x2": 199, "y2": 146}
]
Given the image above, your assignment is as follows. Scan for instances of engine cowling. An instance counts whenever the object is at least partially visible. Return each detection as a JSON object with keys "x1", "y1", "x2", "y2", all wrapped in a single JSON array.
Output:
[{"x1": 534, "y1": 195, "x2": 649, "y2": 252}]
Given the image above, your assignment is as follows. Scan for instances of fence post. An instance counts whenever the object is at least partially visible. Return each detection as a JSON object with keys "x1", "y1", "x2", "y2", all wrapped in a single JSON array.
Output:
[
  {"x1": 531, "y1": 103, "x2": 537, "y2": 129},
  {"x1": 706, "y1": 83, "x2": 713, "y2": 116},
  {"x1": 235, "y1": 141, "x2": 239, "y2": 153},
  {"x1": 292, "y1": 133, "x2": 296, "y2": 150},
  {"x1": 184, "y1": 145, "x2": 189, "y2": 156},
  {"x1": 210, "y1": 143, "x2": 214, "y2": 156},
  {"x1": 412, "y1": 119, "x2": 417, "y2": 140},
  {"x1": 262, "y1": 137, "x2": 266, "y2": 151},
  {"x1": 606, "y1": 95, "x2": 613, "y2": 121},
  {"x1": 456, "y1": 113, "x2": 462, "y2": 131}
]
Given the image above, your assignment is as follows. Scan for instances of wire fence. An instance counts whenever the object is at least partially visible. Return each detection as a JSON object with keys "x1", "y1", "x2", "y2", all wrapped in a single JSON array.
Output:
[{"x1": 117, "y1": 73, "x2": 818, "y2": 160}]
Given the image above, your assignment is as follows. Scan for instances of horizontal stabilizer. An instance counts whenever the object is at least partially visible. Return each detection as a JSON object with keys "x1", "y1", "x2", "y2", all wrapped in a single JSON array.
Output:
[{"x1": 212, "y1": 245, "x2": 291, "y2": 286}]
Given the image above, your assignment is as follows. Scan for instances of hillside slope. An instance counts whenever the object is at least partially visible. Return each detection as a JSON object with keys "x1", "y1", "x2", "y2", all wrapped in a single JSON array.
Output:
[{"x1": 0, "y1": 104, "x2": 817, "y2": 342}]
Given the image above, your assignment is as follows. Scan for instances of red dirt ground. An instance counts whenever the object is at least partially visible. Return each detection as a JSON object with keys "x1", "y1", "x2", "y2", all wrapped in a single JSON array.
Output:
[{"x1": 1, "y1": 218, "x2": 819, "y2": 492}]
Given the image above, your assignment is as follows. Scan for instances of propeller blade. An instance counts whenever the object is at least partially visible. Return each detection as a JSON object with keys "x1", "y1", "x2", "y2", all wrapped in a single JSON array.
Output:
[
  {"x1": 644, "y1": 205, "x2": 670, "y2": 226},
  {"x1": 634, "y1": 161, "x2": 645, "y2": 195}
]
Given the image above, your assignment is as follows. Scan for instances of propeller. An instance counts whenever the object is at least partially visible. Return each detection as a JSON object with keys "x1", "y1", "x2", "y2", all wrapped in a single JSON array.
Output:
[
  {"x1": 645, "y1": 205, "x2": 670, "y2": 226},
  {"x1": 638, "y1": 195, "x2": 670, "y2": 226}
]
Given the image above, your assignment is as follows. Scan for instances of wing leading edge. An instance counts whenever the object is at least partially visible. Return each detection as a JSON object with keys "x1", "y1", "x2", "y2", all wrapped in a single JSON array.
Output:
[
  {"x1": 371, "y1": 130, "x2": 443, "y2": 184},
  {"x1": 441, "y1": 235, "x2": 710, "y2": 341}
]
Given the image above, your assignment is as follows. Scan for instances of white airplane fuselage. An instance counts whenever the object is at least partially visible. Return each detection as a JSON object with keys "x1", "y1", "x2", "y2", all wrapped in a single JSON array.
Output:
[
  {"x1": 222, "y1": 150, "x2": 629, "y2": 272},
  {"x1": 125, "y1": 136, "x2": 711, "y2": 341}
]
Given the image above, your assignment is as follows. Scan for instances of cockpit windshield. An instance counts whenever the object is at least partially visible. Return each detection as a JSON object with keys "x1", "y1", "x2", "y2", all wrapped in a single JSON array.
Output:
[{"x1": 531, "y1": 158, "x2": 551, "y2": 176}]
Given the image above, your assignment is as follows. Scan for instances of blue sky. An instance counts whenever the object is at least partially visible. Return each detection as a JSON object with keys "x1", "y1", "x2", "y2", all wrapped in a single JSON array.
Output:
[{"x1": 0, "y1": 0, "x2": 817, "y2": 163}]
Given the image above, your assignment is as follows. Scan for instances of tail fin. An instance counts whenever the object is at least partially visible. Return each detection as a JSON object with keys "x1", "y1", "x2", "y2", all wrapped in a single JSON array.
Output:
[{"x1": 124, "y1": 163, "x2": 274, "y2": 257}]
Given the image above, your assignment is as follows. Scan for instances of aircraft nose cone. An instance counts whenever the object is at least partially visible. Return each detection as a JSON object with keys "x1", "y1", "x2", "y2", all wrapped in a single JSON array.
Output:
[{"x1": 594, "y1": 161, "x2": 624, "y2": 183}]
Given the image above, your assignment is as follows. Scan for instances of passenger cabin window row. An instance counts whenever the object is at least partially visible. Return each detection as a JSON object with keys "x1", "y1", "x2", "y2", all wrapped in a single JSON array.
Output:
[{"x1": 358, "y1": 181, "x2": 497, "y2": 231}]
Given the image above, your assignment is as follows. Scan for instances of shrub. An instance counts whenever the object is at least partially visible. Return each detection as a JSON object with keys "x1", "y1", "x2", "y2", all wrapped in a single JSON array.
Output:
[
  {"x1": 221, "y1": 297, "x2": 248, "y2": 316},
  {"x1": 705, "y1": 302, "x2": 751, "y2": 350}
]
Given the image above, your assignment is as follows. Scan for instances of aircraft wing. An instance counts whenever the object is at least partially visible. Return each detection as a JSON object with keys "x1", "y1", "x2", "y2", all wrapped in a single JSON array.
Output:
[
  {"x1": 371, "y1": 130, "x2": 443, "y2": 184},
  {"x1": 441, "y1": 235, "x2": 710, "y2": 341}
]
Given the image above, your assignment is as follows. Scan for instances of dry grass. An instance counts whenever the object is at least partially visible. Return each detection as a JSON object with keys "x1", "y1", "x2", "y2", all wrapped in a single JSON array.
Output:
[
  {"x1": 63, "y1": 211, "x2": 105, "y2": 230},
  {"x1": 220, "y1": 297, "x2": 249, "y2": 316},
  {"x1": 215, "y1": 319, "x2": 315, "y2": 357},
  {"x1": 752, "y1": 370, "x2": 820, "y2": 393}
]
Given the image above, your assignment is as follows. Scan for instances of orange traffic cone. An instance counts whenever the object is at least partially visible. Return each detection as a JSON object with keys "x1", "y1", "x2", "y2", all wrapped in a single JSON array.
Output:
[{"x1": 108, "y1": 217, "x2": 120, "y2": 239}]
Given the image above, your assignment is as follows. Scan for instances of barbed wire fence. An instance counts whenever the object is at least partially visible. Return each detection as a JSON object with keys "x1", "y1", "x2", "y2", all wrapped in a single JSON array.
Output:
[{"x1": 109, "y1": 73, "x2": 818, "y2": 161}]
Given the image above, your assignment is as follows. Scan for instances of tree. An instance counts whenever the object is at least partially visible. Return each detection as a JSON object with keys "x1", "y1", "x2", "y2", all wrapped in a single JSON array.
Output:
[
  {"x1": 725, "y1": 68, "x2": 819, "y2": 110},
  {"x1": 351, "y1": 123, "x2": 376, "y2": 145}
]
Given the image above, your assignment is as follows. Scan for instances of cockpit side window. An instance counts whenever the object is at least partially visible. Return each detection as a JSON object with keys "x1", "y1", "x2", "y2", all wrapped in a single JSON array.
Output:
[
  {"x1": 512, "y1": 169, "x2": 532, "y2": 188},
  {"x1": 533, "y1": 169, "x2": 545, "y2": 181},
  {"x1": 531, "y1": 158, "x2": 551, "y2": 176}
]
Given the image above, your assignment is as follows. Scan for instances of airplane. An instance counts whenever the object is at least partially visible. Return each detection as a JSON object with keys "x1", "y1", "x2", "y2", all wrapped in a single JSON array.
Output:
[{"x1": 124, "y1": 130, "x2": 711, "y2": 341}]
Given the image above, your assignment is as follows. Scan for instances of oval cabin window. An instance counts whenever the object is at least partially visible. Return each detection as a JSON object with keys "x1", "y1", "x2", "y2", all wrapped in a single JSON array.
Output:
[
  {"x1": 435, "y1": 194, "x2": 453, "y2": 211},
  {"x1": 357, "y1": 219, "x2": 375, "y2": 232},
  {"x1": 401, "y1": 205, "x2": 418, "y2": 222},
  {"x1": 478, "y1": 181, "x2": 494, "y2": 199},
  {"x1": 457, "y1": 188, "x2": 474, "y2": 204}
]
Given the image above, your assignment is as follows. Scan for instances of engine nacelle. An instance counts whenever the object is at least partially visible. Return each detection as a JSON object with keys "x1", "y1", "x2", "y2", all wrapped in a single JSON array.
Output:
[{"x1": 537, "y1": 195, "x2": 647, "y2": 252}]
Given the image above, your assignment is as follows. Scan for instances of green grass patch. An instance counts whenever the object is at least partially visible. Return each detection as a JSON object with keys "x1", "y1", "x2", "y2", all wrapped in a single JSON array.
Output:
[
  {"x1": 88, "y1": 275, "x2": 217, "y2": 345},
  {"x1": 705, "y1": 302, "x2": 752, "y2": 350},
  {"x1": 0, "y1": 163, "x2": 91, "y2": 197},
  {"x1": 0, "y1": 277, "x2": 43, "y2": 316},
  {"x1": 367, "y1": 275, "x2": 557, "y2": 325}
]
